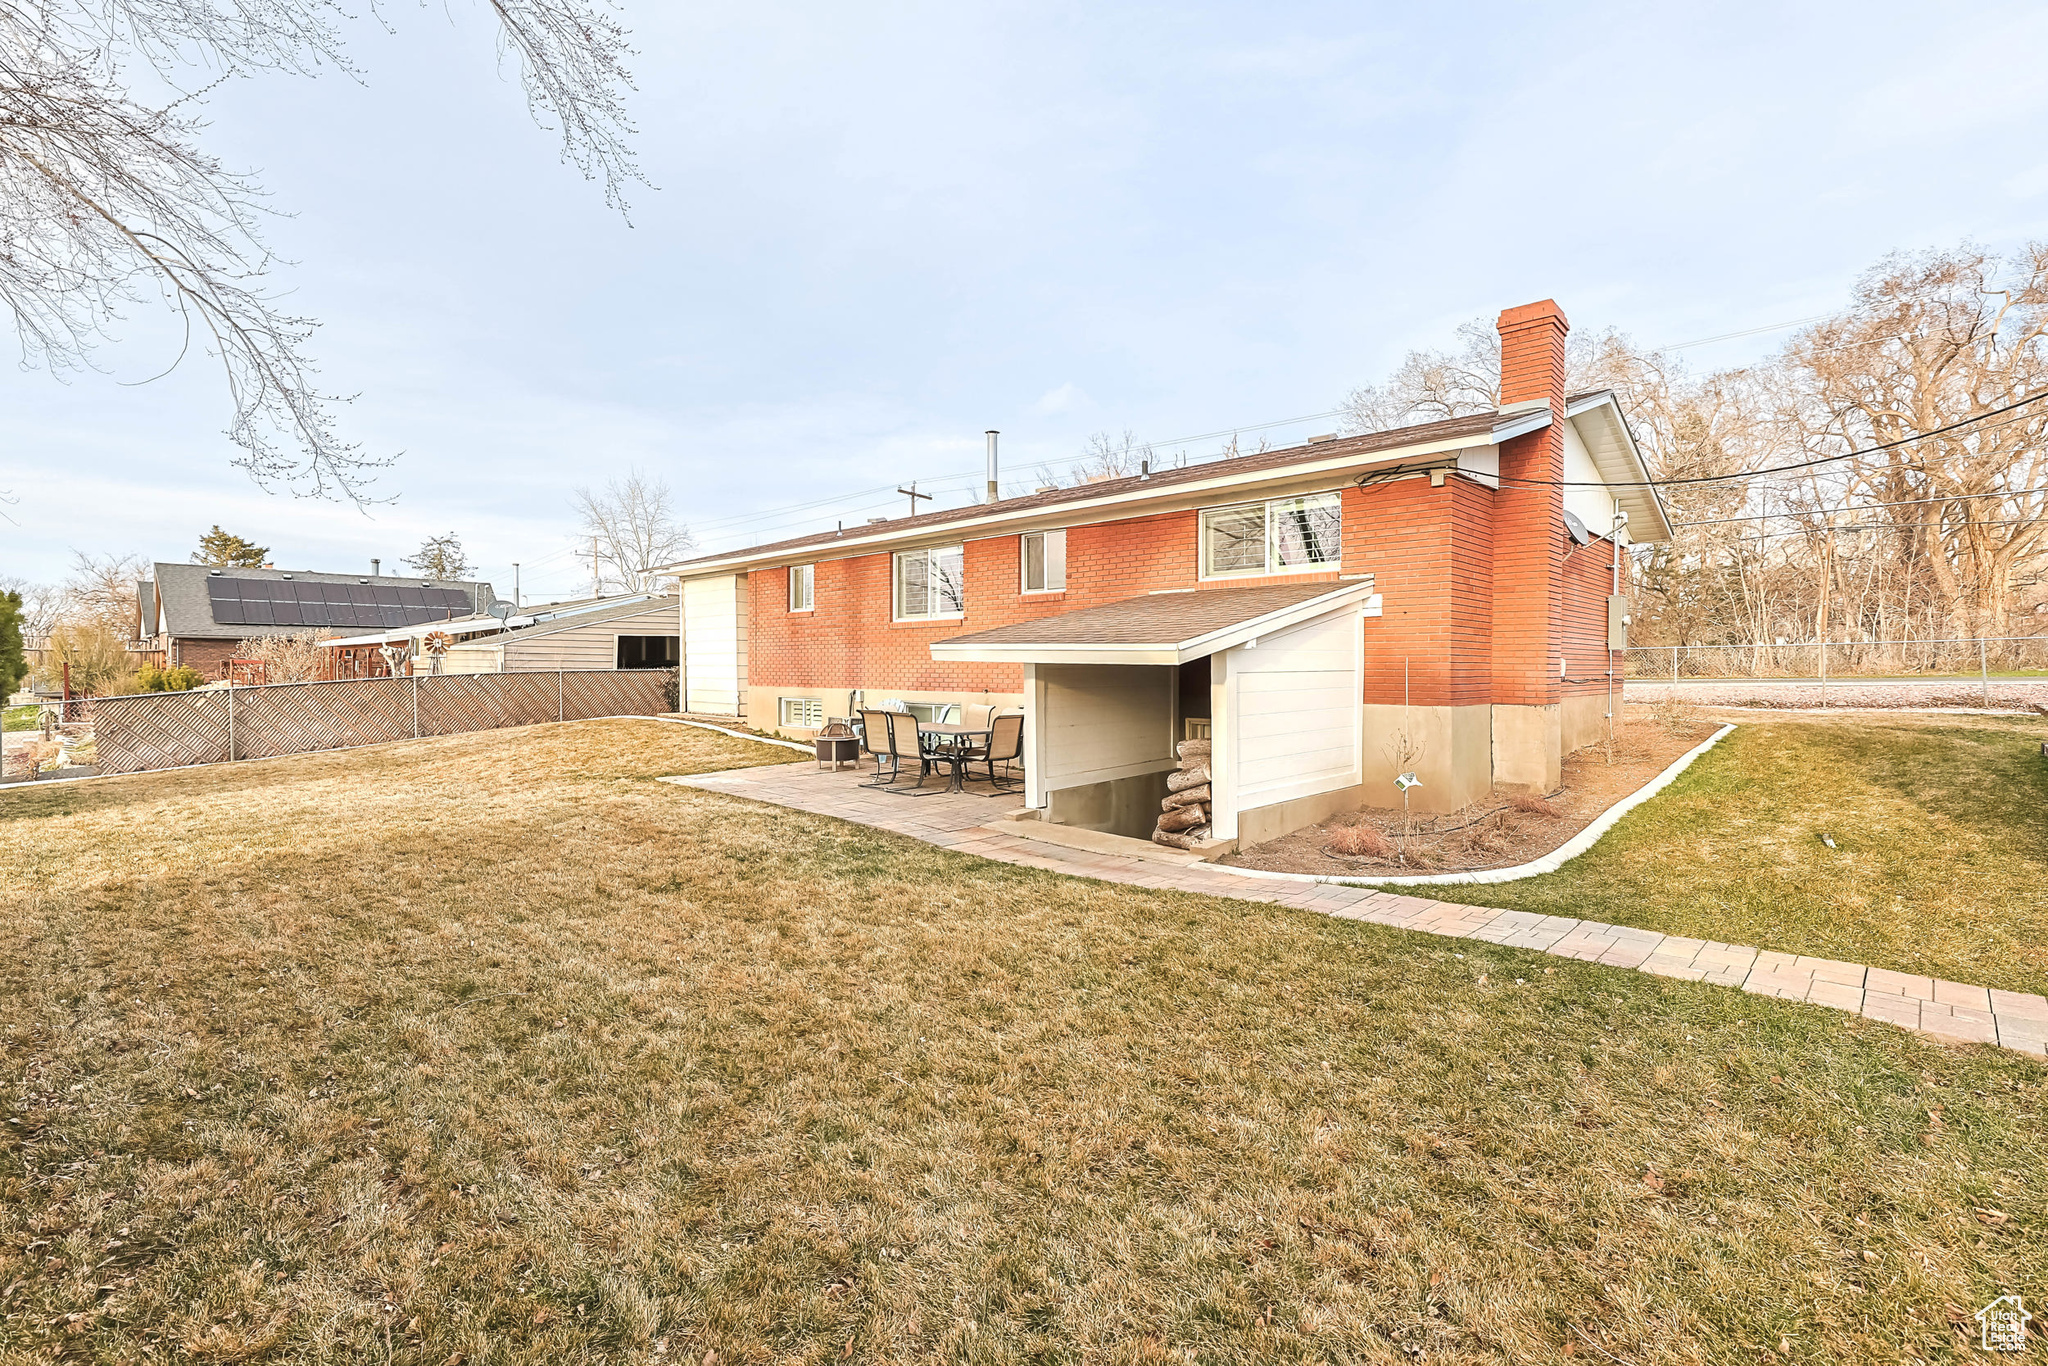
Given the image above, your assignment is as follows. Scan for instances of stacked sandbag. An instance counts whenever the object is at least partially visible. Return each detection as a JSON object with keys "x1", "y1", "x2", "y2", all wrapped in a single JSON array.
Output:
[{"x1": 1153, "y1": 738, "x2": 1213, "y2": 849}]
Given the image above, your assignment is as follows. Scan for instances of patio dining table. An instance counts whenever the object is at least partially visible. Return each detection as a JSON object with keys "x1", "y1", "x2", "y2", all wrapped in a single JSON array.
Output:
[{"x1": 918, "y1": 721, "x2": 993, "y2": 793}]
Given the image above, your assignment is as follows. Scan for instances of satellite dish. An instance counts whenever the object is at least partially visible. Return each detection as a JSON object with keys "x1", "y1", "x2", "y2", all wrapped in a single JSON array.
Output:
[
  {"x1": 1562, "y1": 509, "x2": 1593, "y2": 545},
  {"x1": 487, "y1": 600, "x2": 516, "y2": 620}
]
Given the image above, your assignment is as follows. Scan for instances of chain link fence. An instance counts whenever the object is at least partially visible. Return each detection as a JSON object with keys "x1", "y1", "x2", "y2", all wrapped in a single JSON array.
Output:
[
  {"x1": 1625, "y1": 635, "x2": 2048, "y2": 681},
  {"x1": 82, "y1": 670, "x2": 670, "y2": 776}
]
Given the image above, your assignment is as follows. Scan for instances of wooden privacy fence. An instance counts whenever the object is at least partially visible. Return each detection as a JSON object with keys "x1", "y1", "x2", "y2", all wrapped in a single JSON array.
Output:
[{"x1": 89, "y1": 670, "x2": 670, "y2": 776}]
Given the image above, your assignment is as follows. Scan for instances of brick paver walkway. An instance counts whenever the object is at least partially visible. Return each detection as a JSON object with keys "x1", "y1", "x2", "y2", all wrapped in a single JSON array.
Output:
[{"x1": 662, "y1": 759, "x2": 2048, "y2": 1057}]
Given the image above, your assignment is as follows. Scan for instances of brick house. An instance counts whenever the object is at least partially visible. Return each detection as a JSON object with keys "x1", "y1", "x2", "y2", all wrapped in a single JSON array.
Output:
[
  {"x1": 654, "y1": 300, "x2": 1671, "y2": 846},
  {"x1": 138, "y1": 563, "x2": 496, "y2": 677}
]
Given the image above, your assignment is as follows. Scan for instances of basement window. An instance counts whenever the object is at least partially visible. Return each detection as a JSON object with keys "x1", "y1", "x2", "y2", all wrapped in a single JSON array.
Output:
[
  {"x1": 1021, "y1": 529, "x2": 1066, "y2": 593},
  {"x1": 893, "y1": 546, "x2": 965, "y2": 621},
  {"x1": 1199, "y1": 492, "x2": 1342, "y2": 578},
  {"x1": 779, "y1": 696, "x2": 824, "y2": 729}
]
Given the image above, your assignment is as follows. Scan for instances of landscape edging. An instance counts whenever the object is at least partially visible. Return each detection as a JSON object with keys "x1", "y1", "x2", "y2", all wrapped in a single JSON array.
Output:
[{"x1": 1211, "y1": 723, "x2": 1739, "y2": 888}]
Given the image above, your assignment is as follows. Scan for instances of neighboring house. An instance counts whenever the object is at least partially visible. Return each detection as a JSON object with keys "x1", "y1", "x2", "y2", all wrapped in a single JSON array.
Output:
[
  {"x1": 319, "y1": 593, "x2": 676, "y2": 676},
  {"x1": 650, "y1": 300, "x2": 1673, "y2": 847},
  {"x1": 136, "y1": 564, "x2": 496, "y2": 677},
  {"x1": 437, "y1": 598, "x2": 677, "y2": 674}
]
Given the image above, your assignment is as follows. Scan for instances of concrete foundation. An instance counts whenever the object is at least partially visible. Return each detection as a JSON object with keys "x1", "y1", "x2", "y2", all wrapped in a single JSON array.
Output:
[
  {"x1": 1045, "y1": 767, "x2": 1176, "y2": 841},
  {"x1": 1561, "y1": 691, "x2": 1612, "y2": 755},
  {"x1": 1357, "y1": 703, "x2": 1493, "y2": 812},
  {"x1": 1491, "y1": 703, "x2": 1562, "y2": 793}
]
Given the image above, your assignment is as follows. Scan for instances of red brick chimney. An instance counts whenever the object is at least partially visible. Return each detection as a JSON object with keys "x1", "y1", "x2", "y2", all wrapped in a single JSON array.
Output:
[{"x1": 1489, "y1": 299, "x2": 1569, "y2": 790}]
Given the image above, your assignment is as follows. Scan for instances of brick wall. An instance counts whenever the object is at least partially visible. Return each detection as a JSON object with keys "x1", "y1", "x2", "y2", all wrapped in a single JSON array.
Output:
[
  {"x1": 1490, "y1": 300, "x2": 1569, "y2": 709},
  {"x1": 1561, "y1": 534, "x2": 1625, "y2": 697},
  {"x1": 169, "y1": 638, "x2": 241, "y2": 676},
  {"x1": 746, "y1": 505, "x2": 1351, "y2": 697}
]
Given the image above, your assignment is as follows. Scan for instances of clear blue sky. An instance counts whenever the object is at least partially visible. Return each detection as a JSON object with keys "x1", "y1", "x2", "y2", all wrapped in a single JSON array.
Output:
[{"x1": 8, "y1": 0, "x2": 2047, "y2": 598}]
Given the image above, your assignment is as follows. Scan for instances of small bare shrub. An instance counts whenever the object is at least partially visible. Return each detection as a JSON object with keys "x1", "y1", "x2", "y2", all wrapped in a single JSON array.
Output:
[
  {"x1": 1511, "y1": 793, "x2": 1562, "y2": 819},
  {"x1": 1326, "y1": 825, "x2": 1395, "y2": 859},
  {"x1": 1648, "y1": 695, "x2": 1704, "y2": 736}
]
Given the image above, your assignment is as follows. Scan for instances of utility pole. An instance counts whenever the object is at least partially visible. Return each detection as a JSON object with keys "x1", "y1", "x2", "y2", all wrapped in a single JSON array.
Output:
[
  {"x1": 591, "y1": 536, "x2": 601, "y2": 599},
  {"x1": 897, "y1": 481, "x2": 933, "y2": 518},
  {"x1": 513, "y1": 563, "x2": 521, "y2": 608}
]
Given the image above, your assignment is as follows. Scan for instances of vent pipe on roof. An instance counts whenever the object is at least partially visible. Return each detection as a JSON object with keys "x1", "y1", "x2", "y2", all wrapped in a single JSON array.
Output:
[
  {"x1": 371, "y1": 558, "x2": 380, "y2": 576},
  {"x1": 985, "y1": 430, "x2": 1000, "y2": 504}
]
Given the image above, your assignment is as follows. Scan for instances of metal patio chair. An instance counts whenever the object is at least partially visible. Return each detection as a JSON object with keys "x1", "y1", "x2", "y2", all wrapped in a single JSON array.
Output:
[{"x1": 962, "y1": 711, "x2": 1025, "y2": 792}]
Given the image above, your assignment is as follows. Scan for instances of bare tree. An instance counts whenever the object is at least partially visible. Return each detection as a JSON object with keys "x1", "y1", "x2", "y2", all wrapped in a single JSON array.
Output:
[
  {"x1": 575, "y1": 468, "x2": 692, "y2": 593},
  {"x1": 0, "y1": 575, "x2": 63, "y2": 639},
  {"x1": 0, "y1": 0, "x2": 642, "y2": 502},
  {"x1": 62, "y1": 550, "x2": 148, "y2": 631},
  {"x1": 1334, "y1": 246, "x2": 2048, "y2": 660},
  {"x1": 404, "y1": 533, "x2": 473, "y2": 580}
]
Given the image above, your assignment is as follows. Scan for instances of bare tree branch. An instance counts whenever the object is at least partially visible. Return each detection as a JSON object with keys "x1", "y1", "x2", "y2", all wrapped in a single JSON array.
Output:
[{"x1": 0, "y1": 0, "x2": 641, "y2": 501}]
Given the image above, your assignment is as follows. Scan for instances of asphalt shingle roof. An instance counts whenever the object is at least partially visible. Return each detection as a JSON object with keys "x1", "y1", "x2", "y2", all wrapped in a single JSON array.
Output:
[{"x1": 935, "y1": 581, "x2": 1360, "y2": 650}]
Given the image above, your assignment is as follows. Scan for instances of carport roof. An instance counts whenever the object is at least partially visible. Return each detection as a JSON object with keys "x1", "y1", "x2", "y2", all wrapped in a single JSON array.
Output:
[{"x1": 930, "y1": 579, "x2": 1378, "y2": 667}]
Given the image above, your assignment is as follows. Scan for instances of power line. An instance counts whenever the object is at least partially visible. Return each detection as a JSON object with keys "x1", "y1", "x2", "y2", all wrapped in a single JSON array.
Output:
[
  {"x1": 1660, "y1": 314, "x2": 1834, "y2": 351},
  {"x1": 1493, "y1": 389, "x2": 2048, "y2": 490},
  {"x1": 1673, "y1": 487, "x2": 2048, "y2": 528},
  {"x1": 1721, "y1": 517, "x2": 2047, "y2": 543}
]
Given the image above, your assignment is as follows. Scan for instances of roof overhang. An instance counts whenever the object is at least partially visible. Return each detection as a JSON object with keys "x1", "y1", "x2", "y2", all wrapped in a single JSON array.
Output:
[
  {"x1": 1565, "y1": 391, "x2": 1674, "y2": 543},
  {"x1": 931, "y1": 579, "x2": 1380, "y2": 667},
  {"x1": 650, "y1": 424, "x2": 1534, "y2": 579}
]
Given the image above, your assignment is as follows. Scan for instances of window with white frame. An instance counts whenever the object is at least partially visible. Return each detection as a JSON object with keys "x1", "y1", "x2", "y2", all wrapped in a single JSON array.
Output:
[
  {"x1": 778, "y1": 696, "x2": 824, "y2": 728},
  {"x1": 893, "y1": 545, "x2": 965, "y2": 620},
  {"x1": 788, "y1": 563, "x2": 814, "y2": 611},
  {"x1": 1021, "y1": 529, "x2": 1066, "y2": 593},
  {"x1": 903, "y1": 702, "x2": 957, "y2": 724},
  {"x1": 1199, "y1": 492, "x2": 1342, "y2": 578}
]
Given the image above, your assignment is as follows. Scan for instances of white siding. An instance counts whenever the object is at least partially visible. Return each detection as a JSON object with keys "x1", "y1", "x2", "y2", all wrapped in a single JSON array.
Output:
[
  {"x1": 1034, "y1": 663, "x2": 1177, "y2": 793},
  {"x1": 502, "y1": 605, "x2": 678, "y2": 671},
  {"x1": 1226, "y1": 609, "x2": 1361, "y2": 812},
  {"x1": 682, "y1": 575, "x2": 748, "y2": 716},
  {"x1": 1561, "y1": 420, "x2": 1618, "y2": 537}
]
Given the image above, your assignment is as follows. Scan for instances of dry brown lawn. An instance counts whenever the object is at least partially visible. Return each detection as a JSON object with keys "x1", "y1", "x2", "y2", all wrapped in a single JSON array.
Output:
[{"x1": 2, "y1": 719, "x2": 2044, "y2": 1364}]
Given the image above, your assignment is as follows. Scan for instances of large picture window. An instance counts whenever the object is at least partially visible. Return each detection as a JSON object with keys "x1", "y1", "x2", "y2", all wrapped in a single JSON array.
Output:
[
  {"x1": 789, "y1": 563, "x2": 814, "y2": 611},
  {"x1": 1199, "y1": 493, "x2": 1342, "y2": 578},
  {"x1": 893, "y1": 546, "x2": 965, "y2": 620},
  {"x1": 1021, "y1": 529, "x2": 1066, "y2": 593}
]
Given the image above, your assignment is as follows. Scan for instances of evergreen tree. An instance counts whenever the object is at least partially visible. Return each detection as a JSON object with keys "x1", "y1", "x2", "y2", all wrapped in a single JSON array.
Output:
[
  {"x1": 192, "y1": 526, "x2": 270, "y2": 567},
  {"x1": 0, "y1": 591, "x2": 26, "y2": 698},
  {"x1": 404, "y1": 534, "x2": 473, "y2": 580}
]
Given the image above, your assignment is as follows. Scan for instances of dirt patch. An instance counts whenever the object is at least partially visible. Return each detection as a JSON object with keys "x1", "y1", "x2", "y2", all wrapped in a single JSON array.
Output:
[{"x1": 1222, "y1": 714, "x2": 1721, "y2": 876}]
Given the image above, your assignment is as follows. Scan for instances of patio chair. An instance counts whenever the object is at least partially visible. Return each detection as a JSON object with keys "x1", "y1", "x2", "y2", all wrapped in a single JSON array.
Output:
[
  {"x1": 959, "y1": 702, "x2": 996, "y2": 731},
  {"x1": 963, "y1": 711, "x2": 1025, "y2": 791},
  {"x1": 880, "y1": 710, "x2": 940, "y2": 791},
  {"x1": 857, "y1": 709, "x2": 904, "y2": 786}
]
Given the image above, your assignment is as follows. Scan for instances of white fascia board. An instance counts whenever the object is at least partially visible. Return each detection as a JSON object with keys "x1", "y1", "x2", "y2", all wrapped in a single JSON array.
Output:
[
  {"x1": 1564, "y1": 392, "x2": 1675, "y2": 542},
  {"x1": 653, "y1": 434, "x2": 1493, "y2": 579},
  {"x1": 929, "y1": 579, "x2": 1376, "y2": 667}
]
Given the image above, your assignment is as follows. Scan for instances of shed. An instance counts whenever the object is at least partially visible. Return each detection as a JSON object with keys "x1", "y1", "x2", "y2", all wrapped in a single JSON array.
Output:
[{"x1": 439, "y1": 597, "x2": 678, "y2": 674}]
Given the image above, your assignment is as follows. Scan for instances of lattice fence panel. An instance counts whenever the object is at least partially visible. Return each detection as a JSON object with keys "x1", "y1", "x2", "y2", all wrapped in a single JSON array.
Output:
[
  {"x1": 561, "y1": 670, "x2": 668, "y2": 721},
  {"x1": 496, "y1": 672, "x2": 564, "y2": 728},
  {"x1": 93, "y1": 690, "x2": 232, "y2": 774},
  {"x1": 234, "y1": 678, "x2": 415, "y2": 759}
]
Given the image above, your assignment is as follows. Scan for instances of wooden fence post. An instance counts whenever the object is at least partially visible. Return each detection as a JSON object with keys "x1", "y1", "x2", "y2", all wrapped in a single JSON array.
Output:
[
  {"x1": 412, "y1": 674, "x2": 420, "y2": 740},
  {"x1": 226, "y1": 682, "x2": 236, "y2": 762},
  {"x1": 558, "y1": 671, "x2": 565, "y2": 723}
]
